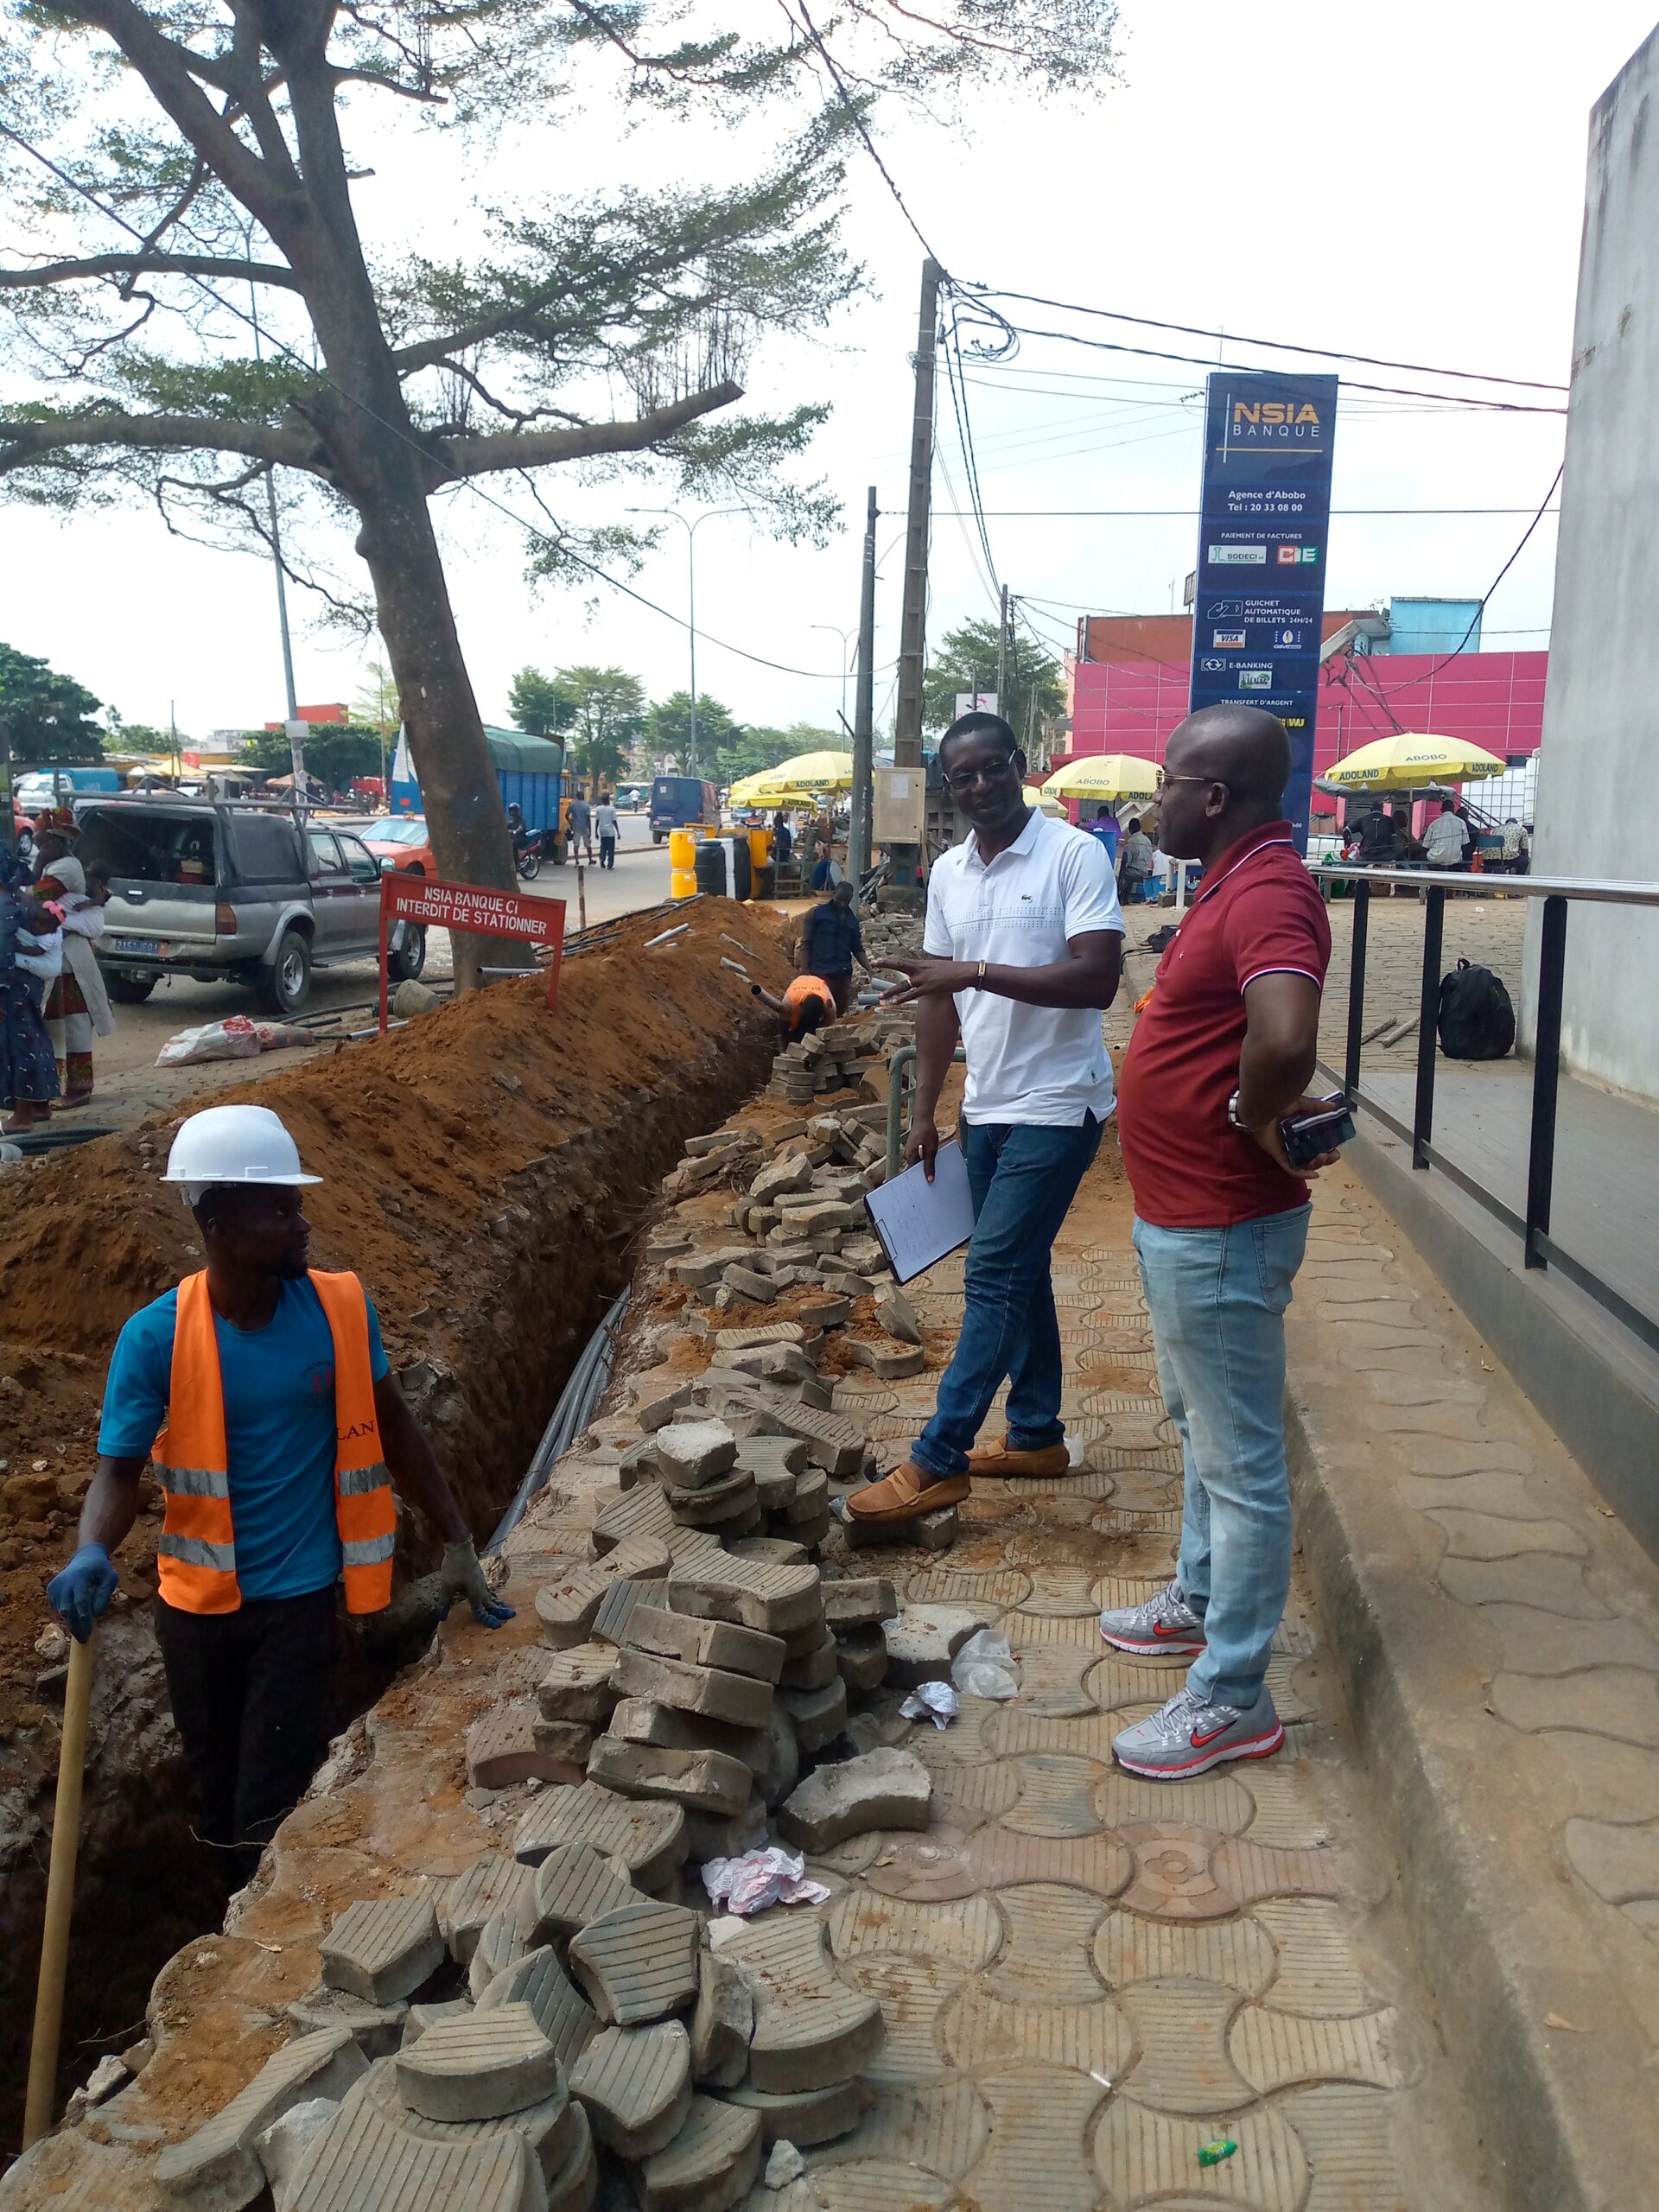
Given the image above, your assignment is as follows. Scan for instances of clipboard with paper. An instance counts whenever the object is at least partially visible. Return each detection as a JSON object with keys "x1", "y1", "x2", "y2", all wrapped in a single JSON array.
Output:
[{"x1": 862, "y1": 1141, "x2": 976, "y2": 1285}]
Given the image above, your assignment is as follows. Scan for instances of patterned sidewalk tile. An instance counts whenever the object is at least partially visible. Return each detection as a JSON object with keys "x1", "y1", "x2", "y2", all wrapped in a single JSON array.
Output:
[
  {"x1": 1229, "y1": 2001, "x2": 1403, "y2": 2094},
  {"x1": 982, "y1": 1882, "x2": 1114, "y2": 2003},
  {"x1": 810, "y1": 2075, "x2": 989, "y2": 2179},
  {"x1": 938, "y1": 1981, "x2": 1134, "y2": 2075},
  {"x1": 837, "y1": 1954, "x2": 961, "y2": 2082},
  {"x1": 1278, "y1": 2082, "x2": 1409, "y2": 2211},
  {"x1": 1117, "y1": 1823, "x2": 1341, "y2": 1921},
  {"x1": 825, "y1": 1891, "x2": 1002, "y2": 1974},
  {"x1": 1094, "y1": 1911, "x2": 1277, "y2": 1996},
  {"x1": 963, "y1": 2067, "x2": 1113, "y2": 2211},
  {"x1": 998, "y1": 1752, "x2": 1113, "y2": 1838},
  {"x1": 1117, "y1": 1976, "x2": 1255, "y2": 2113},
  {"x1": 1250, "y1": 1900, "x2": 1373, "y2": 2016},
  {"x1": 1096, "y1": 2098, "x2": 1310, "y2": 2209}
]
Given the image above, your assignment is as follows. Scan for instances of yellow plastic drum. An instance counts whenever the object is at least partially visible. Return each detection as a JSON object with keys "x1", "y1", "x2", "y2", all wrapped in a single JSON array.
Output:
[
  {"x1": 748, "y1": 827, "x2": 772, "y2": 875},
  {"x1": 670, "y1": 867, "x2": 698, "y2": 901},
  {"x1": 668, "y1": 827, "x2": 697, "y2": 871}
]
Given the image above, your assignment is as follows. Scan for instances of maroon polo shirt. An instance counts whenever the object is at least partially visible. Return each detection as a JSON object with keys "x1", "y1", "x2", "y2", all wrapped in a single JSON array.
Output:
[{"x1": 1117, "y1": 821, "x2": 1332, "y2": 1229}]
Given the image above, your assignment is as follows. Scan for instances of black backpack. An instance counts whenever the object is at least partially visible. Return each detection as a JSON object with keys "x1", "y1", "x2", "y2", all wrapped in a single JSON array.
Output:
[{"x1": 1437, "y1": 960, "x2": 1515, "y2": 1059}]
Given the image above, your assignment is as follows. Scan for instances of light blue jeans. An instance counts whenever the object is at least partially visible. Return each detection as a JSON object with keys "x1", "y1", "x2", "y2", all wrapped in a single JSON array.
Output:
[{"x1": 1132, "y1": 1206, "x2": 1311, "y2": 1708}]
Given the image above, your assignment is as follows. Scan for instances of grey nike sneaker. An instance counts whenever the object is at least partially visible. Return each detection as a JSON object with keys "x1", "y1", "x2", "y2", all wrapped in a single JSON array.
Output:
[
  {"x1": 1098, "y1": 1579, "x2": 1206, "y2": 1657},
  {"x1": 1112, "y1": 1684, "x2": 1284, "y2": 1779}
]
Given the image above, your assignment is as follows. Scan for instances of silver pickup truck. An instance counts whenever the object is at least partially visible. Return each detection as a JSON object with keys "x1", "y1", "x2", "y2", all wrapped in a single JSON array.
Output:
[{"x1": 74, "y1": 798, "x2": 426, "y2": 1016}]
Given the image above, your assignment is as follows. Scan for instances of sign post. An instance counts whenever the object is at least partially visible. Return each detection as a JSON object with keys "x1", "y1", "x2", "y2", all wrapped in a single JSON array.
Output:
[
  {"x1": 378, "y1": 874, "x2": 566, "y2": 1033},
  {"x1": 1189, "y1": 372, "x2": 1338, "y2": 850}
]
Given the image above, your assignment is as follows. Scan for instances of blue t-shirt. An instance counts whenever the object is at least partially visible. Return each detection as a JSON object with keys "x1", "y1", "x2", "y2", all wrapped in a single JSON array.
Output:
[
  {"x1": 1087, "y1": 815, "x2": 1122, "y2": 862},
  {"x1": 100, "y1": 1277, "x2": 390, "y2": 1602}
]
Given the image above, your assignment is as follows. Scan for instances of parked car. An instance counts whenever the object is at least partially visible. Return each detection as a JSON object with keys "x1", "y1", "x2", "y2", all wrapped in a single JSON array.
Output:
[
  {"x1": 73, "y1": 798, "x2": 423, "y2": 1016},
  {"x1": 649, "y1": 774, "x2": 719, "y2": 844},
  {"x1": 359, "y1": 814, "x2": 437, "y2": 875},
  {"x1": 13, "y1": 767, "x2": 123, "y2": 810}
]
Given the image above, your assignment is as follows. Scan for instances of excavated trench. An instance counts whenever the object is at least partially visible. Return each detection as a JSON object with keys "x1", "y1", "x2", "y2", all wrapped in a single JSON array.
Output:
[{"x1": 0, "y1": 901, "x2": 794, "y2": 2158}]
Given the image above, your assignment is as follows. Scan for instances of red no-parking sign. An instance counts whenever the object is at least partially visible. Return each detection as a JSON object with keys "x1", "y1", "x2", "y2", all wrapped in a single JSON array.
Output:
[{"x1": 378, "y1": 872, "x2": 566, "y2": 1032}]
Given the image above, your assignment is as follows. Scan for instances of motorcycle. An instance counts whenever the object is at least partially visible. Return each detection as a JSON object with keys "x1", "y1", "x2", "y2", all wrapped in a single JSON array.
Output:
[{"x1": 512, "y1": 825, "x2": 544, "y2": 880}]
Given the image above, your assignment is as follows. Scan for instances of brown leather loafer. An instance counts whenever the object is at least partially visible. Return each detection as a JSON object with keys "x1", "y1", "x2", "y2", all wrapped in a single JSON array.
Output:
[
  {"x1": 839, "y1": 1461, "x2": 970, "y2": 1526},
  {"x1": 966, "y1": 1435, "x2": 1071, "y2": 1479}
]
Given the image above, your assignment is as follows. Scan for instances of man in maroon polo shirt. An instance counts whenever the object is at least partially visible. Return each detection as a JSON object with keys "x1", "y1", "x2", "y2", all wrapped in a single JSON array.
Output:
[{"x1": 1103, "y1": 705, "x2": 1337, "y2": 1779}]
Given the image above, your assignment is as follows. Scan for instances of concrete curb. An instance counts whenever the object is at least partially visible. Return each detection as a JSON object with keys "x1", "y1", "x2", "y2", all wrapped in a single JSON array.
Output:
[{"x1": 1287, "y1": 1376, "x2": 1653, "y2": 2212}]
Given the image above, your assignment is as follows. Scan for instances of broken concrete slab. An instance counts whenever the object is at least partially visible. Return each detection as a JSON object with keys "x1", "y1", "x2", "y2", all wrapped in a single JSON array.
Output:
[
  {"x1": 689, "y1": 1950, "x2": 753, "y2": 2089},
  {"x1": 347, "y1": 2050, "x2": 582, "y2": 2189},
  {"x1": 881, "y1": 1605, "x2": 982, "y2": 1688},
  {"x1": 568, "y1": 1900, "x2": 702, "y2": 2027},
  {"x1": 832, "y1": 1627, "x2": 889, "y2": 1696},
  {"x1": 531, "y1": 1717, "x2": 595, "y2": 1767},
  {"x1": 319, "y1": 1891, "x2": 444, "y2": 2005},
  {"x1": 673, "y1": 1247, "x2": 759, "y2": 1291},
  {"x1": 476, "y1": 1946, "x2": 600, "y2": 2075},
  {"x1": 568, "y1": 2019, "x2": 692, "y2": 2158},
  {"x1": 512, "y1": 1780, "x2": 687, "y2": 1891},
  {"x1": 722, "y1": 2075, "x2": 865, "y2": 2147},
  {"x1": 535, "y1": 1535, "x2": 675, "y2": 1647},
  {"x1": 612, "y1": 1645, "x2": 776, "y2": 1729},
  {"x1": 797, "y1": 1294, "x2": 852, "y2": 1330},
  {"x1": 721, "y1": 1264, "x2": 779, "y2": 1306},
  {"x1": 282, "y1": 2096, "x2": 539, "y2": 2212},
  {"x1": 156, "y1": 2027, "x2": 367, "y2": 2208},
  {"x1": 537, "y1": 1643, "x2": 620, "y2": 1725},
  {"x1": 655, "y1": 1419, "x2": 739, "y2": 1490},
  {"x1": 781, "y1": 1470, "x2": 830, "y2": 1525},
  {"x1": 605, "y1": 1697, "x2": 769, "y2": 1776},
  {"x1": 731, "y1": 1535, "x2": 810, "y2": 1567},
  {"x1": 661, "y1": 1465, "x2": 759, "y2": 1529},
  {"x1": 844, "y1": 1336, "x2": 925, "y2": 1381},
  {"x1": 588, "y1": 1736, "x2": 753, "y2": 1818},
  {"x1": 250, "y1": 2097, "x2": 335, "y2": 2208},
  {"x1": 624, "y1": 1604, "x2": 786, "y2": 1683},
  {"x1": 528, "y1": 1840, "x2": 641, "y2": 1944},
  {"x1": 726, "y1": 1343, "x2": 820, "y2": 1388},
  {"x1": 395, "y1": 2001, "x2": 559, "y2": 2124},
  {"x1": 635, "y1": 1380, "x2": 697, "y2": 1430},
  {"x1": 468, "y1": 1910, "x2": 531, "y2": 2002},
  {"x1": 717, "y1": 1917, "x2": 884, "y2": 2096},
  {"x1": 440, "y1": 1854, "x2": 539, "y2": 1966},
  {"x1": 714, "y1": 1322, "x2": 810, "y2": 1356},
  {"x1": 777, "y1": 1746, "x2": 932, "y2": 1852},
  {"x1": 639, "y1": 2094, "x2": 762, "y2": 2212},
  {"x1": 874, "y1": 1285, "x2": 922, "y2": 1344},
  {"x1": 778, "y1": 1675, "x2": 848, "y2": 1757},
  {"x1": 750, "y1": 1154, "x2": 815, "y2": 1202},
  {"x1": 667, "y1": 1554, "x2": 823, "y2": 1638},
  {"x1": 467, "y1": 1701, "x2": 577, "y2": 1791},
  {"x1": 283, "y1": 1985, "x2": 407, "y2": 2061},
  {"x1": 820, "y1": 1578, "x2": 899, "y2": 1629},
  {"x1": 754, "y1": 1707, "x2": 801, "y2": 1810},
  {"x1": 842, "y1": 1501, "x2": 958, "y2": 1554}
]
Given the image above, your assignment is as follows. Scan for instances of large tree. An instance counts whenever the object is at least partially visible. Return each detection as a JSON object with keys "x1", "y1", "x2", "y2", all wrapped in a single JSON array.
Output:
[
  {"x1": 923, "y1": 615, "x2": 1065, "y2": 745},
  {"x1": 0, "y1": 4, "x2": 1116, "y2": 979},
  {"x1": 644, "y1": 688, "x2": 734, "y2": 776},
  {"x1": 555, "y1": 664, "x2": 645, "y2": 793},
  {"x1": 0, "y1": 642, "x2": 105, "y2": 761},
  {"x1": 508, "y1": 666, "x2": 576, "y2": 741}
]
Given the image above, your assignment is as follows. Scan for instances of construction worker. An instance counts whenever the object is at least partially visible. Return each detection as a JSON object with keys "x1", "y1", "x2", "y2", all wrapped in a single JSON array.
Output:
[
  {"x1": 47, "y1": 1103, "x2": 511, "y2": 1872},
  {"x1": 751, "y1": 972, "x2": 837, "y2": 1040}
]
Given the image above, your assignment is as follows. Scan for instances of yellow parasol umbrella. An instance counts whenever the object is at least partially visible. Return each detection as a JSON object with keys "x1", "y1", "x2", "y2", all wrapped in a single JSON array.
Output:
[
  {"x1": 1042, "y1": 753, "x2": 1161, "y2": 804},
  {"x1": 728, "y1": 772, "x2": 779, "y2": 807},
  {"x1": 1324, "y1": 734, "x2": 1506, "y2": 793},
  {"x1": 748, "y1": 749, "x2": 855, "y2": 796}
]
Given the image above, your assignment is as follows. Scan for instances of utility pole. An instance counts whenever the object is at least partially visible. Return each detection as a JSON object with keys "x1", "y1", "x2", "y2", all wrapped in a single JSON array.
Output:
[
  {"x1": 850, "y1": 486, "x2": 877, "y2": 894},
  {"x1": 997, "y1": 582, "x2": 1009, "y2": 715},
  {"x1": 891, "y1": 256, "x2": 941, "y2": 906}
]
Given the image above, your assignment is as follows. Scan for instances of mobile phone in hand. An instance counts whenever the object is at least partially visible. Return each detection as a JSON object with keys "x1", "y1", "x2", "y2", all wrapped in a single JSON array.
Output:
[{"x1": 1280, "y1": 1095, "x2": 1356, "y2": 1168}]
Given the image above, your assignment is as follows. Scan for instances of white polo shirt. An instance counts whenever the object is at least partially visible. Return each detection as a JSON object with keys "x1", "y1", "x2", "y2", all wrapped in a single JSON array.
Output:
[{"x1": 923, "y1": 809, "x2": 1124, "y2": 1125}]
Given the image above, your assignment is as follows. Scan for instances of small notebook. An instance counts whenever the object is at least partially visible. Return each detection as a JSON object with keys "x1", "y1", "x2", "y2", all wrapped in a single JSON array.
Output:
[{"x1": 863, "y1": 1141, "x2": 976, "y2": 1284}]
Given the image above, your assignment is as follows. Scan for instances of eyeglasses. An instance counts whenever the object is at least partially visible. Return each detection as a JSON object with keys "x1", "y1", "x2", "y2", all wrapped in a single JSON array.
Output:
[
  {"x1": 1154, "y1": 769, "x2": 1224, "y2": 793},
  {"x1": 943, "y1": 751, "x2": 1019, "y2": 792}
]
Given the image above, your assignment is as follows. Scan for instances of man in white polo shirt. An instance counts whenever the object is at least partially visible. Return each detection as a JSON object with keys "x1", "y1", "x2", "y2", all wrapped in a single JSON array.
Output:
[{"x1": 841, "y1": 711, "x2": 1124, "y2": 1530}]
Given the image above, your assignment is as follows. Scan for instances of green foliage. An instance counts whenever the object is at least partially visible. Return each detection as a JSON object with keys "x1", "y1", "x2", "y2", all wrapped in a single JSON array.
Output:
[
  {"x1": 354, "y1": 658, "x2": 401, "y2": 734},
  {"x1": 711, "y1": 721, "x2": 839, "y2": 784},
  {"x1": 0, "y1": 639, "x2": 104, "y2": 760},
  {"x1": 236, "y1": 723, "x2": 385, "y2": 793},
  {"x1": 645, "y1": 689, "x2": 734, "y2": 774},
  {"x1": 923, "y1": 616, "x2": 1065, "y2": 741},
  {"x1": 508, "y1": 666, "x2": 576, "y2": 738},
  {"x1": 553, "y1": 665, "x2": 645, "y2": 791}
]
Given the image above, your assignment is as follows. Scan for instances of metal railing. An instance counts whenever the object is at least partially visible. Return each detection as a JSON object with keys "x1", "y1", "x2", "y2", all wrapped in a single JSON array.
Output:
[{"x1": 1313, "y1": 863, "x2": 1659, "y2": 1356}]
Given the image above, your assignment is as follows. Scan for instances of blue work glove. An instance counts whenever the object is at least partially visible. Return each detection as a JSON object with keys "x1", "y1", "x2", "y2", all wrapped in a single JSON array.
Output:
[
  {"x1": 439, "y1": 1540, "x2": 515, "y2": 1630},
  {"x1": 47, "y1": 1543, "x2": 118, "y2": 1643}
]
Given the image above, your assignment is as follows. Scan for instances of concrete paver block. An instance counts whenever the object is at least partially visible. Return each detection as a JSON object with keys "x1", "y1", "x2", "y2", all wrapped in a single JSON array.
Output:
[
  {"x1": 1228, "y1": 2000, "x2": 1402, "y2": 2095},
  {"x1": 441, "y1": 1853, "x2": 539, "y2": 1964},
  {"x1": 657, "y1": 1419, "x2": 741, "y2": 1490},
  {"x1": 537, "y1": 1643, "x2": 620, "y2": 1724},
  {"x1": 613, "y1": 1644, "x2": 776, "y2": 1728},
  {"x1": 156, "y1": 2027, "x2": 368, "y2": 2207},
  {"x1": 533, "y1": 1717, "x2": 595, "y2": 1766},
  {"x1": 1116, "y1": 1821, "x2": 1342, "y2": 1920},
  {"x1": 821, "y1": 1578, "x2": 899, "y2": 1628},
  {"x1": 874, "y1": 1286, "x2": 922, "y2": 1344},
  {"x1": 477, "y1": 1944, "x2": 600, "y2": 2073},
  {"x1": 320, "y1": 1891, "x2": 444, "y2": 2004},
  {"x1": 843, "y1": 1503, "x2": 959, "y2": 1553},
  {"x1": 1563, "y1": 1813, "x2": 1659, "y2": 1906},
  {"x1": 403, "y1": 2000, "x2": 474, "y2": 2047},
  {"x1": 1093, "y1": 1910, "x2": 1277, "y2": 1995},
  {"x1": 733, "y1": 1534, "x2": 810, "y2": 1567},
  {"x1": 283, "y1": 2097, "x2": 540, "y2": 2212},
  {"x1": 283, "y1": 1984, "x2": 407, "y2": 2059},
  {"x1": 467, "y1": 1700, "x2": 578, "y2": 1790},
  {"x1": 826, "y1": 1891, "x2": 1000, "y2": 1974},
  {"x1": 782, "y1": 1470, "x2": 831, "y2": 1527},
  {"x1": 348, "y1": 2050, "x2": 581, "y2": 2183},
  {"x1": 588, "y1": 1734, "x2": 753, "y2": 1817},
  {"x1": 536, "y1": 1536, "x2": 675, "y2": 1646},
  {"x1": 606, "y1": 1694, "x2": 769, "y2": 1773},
  {"x1": 779, "y1": 1631, "x2": 840, "y2": 1691},
  {"x1": 715, "y1": 1322, "x2": 811, "y2": 1355},
  {"x1": 723, "y1": 2075, "x2": 866, "y2": 2146},
  {"x1": 723, "y1": 1264, "x2": 779, "y2": 1305},
  {"x1": 779, "y1": 1674, "x2": 848, "y2": 1756},
  {"x1": 1095, "y1": 2098, "x2": 1309, "y2": 2209},
  {"x1": 863, "y1": 1816, "x2": 1132, "y2": 1903},
  {"x1": 569, "y1": 2018, "x2": 692, "y2": 2157},
  {"x1": 569, "y1": 1899, "x2": 702, "y2": 2025},
  {"x1": 512, "y1": 1779, "x2": 688, "y2": 1891},
  {"x1": 638, "y1": 2093, "x2": 762, "y2": 2212},
  {"x1": 667, "y1": 1554, "x2": 824, "y2": 1637},
  {"x1": 592, "y1": 1484, "x2": 676, "y2": 1555},
  {"x1": 779, "y1": 1748, "x2": 932, "y2": 1852},
  {"x1": 395, "y1": 2000, "x2": 558, "y2": 2123},
  {"x1": 881, "y1": 1606, "x2": 982, "y2": 1689},
  {"x1": 592, "y1": 1573, "x2": 670, "y2": 1647},
  {"x1": 530, "y1": 1839, "x2": 642, "y2": 1942},
  {"x1": 833, "y1": 1628, "x2": 889, "y2": 1695},
  {"x1": 718, "y1": 1916, "x2": 885, "y2": 2094},
  {"x1": 468, "y1": 1909, "x2": 531, "y2": 2000},
  {"x1": 798, "y1": 1294, "x2": 853, "y2": 1329},
  {"x1": 690, "y1": 1948, "x2": 753, "y2": 2088}
]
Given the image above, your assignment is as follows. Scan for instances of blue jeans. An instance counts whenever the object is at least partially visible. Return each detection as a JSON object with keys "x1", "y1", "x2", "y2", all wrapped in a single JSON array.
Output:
[
  {"x1": 912, "y1": 1116, "x2": 1103, "y2": 1480},
  {"x1": 1132, "y1": 1207, "x2": 1310, "y2": 1707}
]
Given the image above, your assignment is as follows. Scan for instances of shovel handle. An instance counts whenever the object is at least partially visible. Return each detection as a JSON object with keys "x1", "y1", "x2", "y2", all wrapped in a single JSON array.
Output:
[{"x1": 22, "y1": 1630, "x2": 96, "y2": 2149}]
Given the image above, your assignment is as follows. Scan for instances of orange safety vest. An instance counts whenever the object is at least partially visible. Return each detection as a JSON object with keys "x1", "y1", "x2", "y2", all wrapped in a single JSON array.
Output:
[
  {"x1": 153, "y1": 1270, "x2": 396, "y2": 1618},
  {"x1": 783, "y1": 975, "x2": 837, "y2": 1021}
]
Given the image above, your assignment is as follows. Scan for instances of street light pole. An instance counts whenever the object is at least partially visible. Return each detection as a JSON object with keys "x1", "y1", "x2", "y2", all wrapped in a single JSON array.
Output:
[
  {"x1": 810, "y1": 625, "x2": 855, "y2": 733},
  {"x1": 626, "y1": 506, "x2": 746, "y2": 773}
]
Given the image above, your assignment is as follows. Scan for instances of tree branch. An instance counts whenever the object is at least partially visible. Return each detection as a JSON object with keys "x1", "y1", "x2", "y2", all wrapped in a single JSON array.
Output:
[
  {"x1": 0, "y1": 252, "x2": 301, "y2": 293},
  {"x1": 0, "y1": 408, "x2": 320, "y2": 477},
  {"x1": 441, "y1": 381, "x2": 743, "y2": 478}
]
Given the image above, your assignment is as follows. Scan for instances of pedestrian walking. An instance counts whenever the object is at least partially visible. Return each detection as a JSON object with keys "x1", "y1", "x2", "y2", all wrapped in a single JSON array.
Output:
[
  {"x1": 2, "y1": 869, "x2": 62, "y2": 1134},
  {"x1": 836, "y1": 711, "x2": 1124, "y2": 1532},
  {"x1": 1103, "y1": 704, "x2": 1336, "y2": 1778},
  {"x1": 35, "y1": 855, "x2": 115, "y2": 1107},
  {"x1": 568, "y1": 791, "x2": 594, "y2": 865},
  {"x1": 594, "y1": 793, "x2": 620, "y2": 870},
  {"x1": 47, "y1": 1104, "x2": 512, "y2": 1875},
  {"x1": 797, "y1": 880, "x2": 872, "y2": 1014}
]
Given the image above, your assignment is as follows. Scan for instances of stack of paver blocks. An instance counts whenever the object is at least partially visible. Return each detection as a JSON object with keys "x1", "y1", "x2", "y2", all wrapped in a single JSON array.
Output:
[{"x1": 765, "y1": 1023, "x2": 868, "y2": 1104}]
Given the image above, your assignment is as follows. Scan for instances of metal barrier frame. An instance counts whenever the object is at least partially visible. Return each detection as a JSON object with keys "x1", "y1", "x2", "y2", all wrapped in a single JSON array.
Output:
[{"x1": 1313, "y1": 863, "x2": 1659, "y2": 1357}]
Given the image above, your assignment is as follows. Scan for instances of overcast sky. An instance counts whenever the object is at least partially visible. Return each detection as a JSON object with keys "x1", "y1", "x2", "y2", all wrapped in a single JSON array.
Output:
[{"x1": 6, "y1": 1, "x2": 1656, "y2": 743}]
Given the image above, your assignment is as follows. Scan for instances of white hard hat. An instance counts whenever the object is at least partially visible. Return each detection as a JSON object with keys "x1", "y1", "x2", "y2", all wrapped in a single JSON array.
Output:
[{"x1": 162, "y1": 1104, "x2": 322, "y2": 1208}]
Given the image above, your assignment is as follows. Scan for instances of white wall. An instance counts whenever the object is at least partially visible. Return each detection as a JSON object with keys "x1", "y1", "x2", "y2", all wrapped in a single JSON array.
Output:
[{"x1": 1524, "y1": 26, "x2": 1659, "y2": 1093}]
